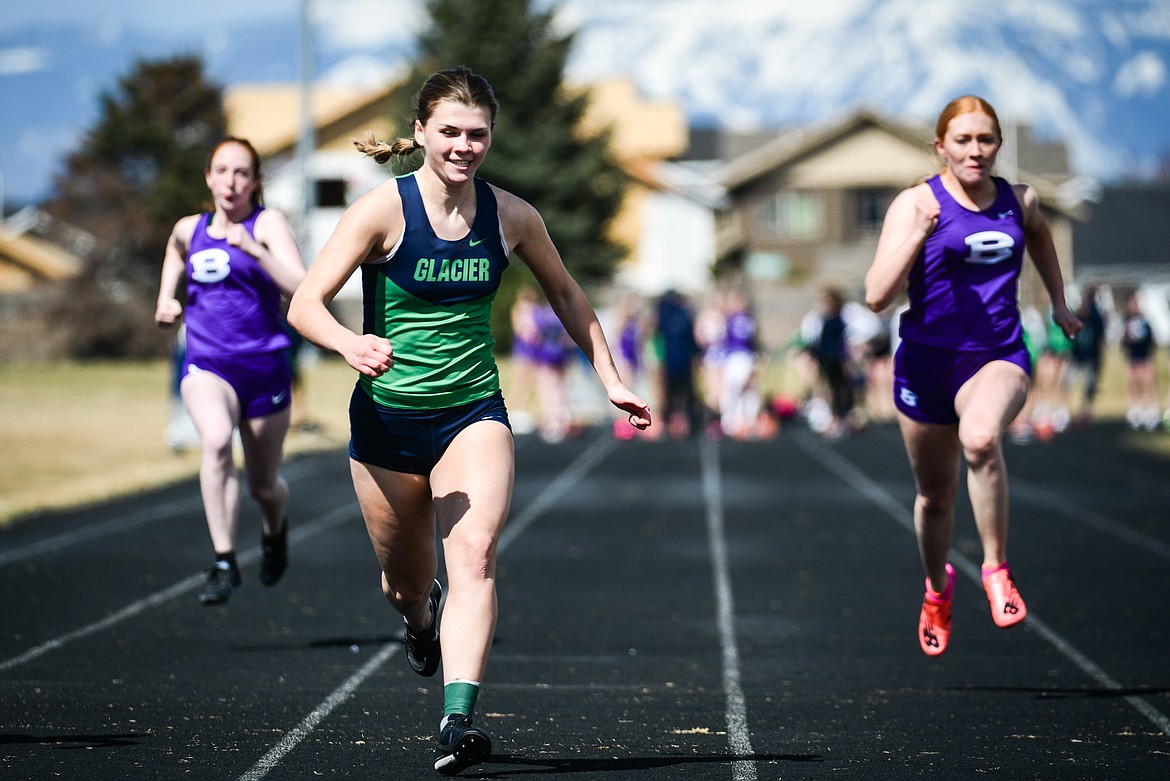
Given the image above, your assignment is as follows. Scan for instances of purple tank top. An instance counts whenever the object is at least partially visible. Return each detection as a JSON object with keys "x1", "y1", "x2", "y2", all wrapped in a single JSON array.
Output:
[
  {"x1": 723, "y1": 311, "x2": 756, "y2": 354},
  {"x1": 532, "y1": 304, "x2": 568, "y2": 366},
  {"x1": 898, "y1": 176, "x2": 1025, "y2": 351},
  {"x1": 619, "y1": 316, "x2": 642, "y2": 370},
  {"x1": 184, "y1": 208, "x2": 290, "y2": 356}
]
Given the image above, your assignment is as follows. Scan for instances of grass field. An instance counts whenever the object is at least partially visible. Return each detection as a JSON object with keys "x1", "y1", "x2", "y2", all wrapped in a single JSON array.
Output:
[
  {"x1": 0, "y1": 357, "x2": 357, "y2": 525},
  {"x1": 1, "y1": 347, "x2": 1166, "y2": 526}
]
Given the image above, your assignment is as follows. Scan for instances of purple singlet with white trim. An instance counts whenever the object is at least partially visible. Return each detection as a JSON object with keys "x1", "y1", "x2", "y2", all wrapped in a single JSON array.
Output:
[
  {"x1": 898, "y1": 175, "x2": 1025, "y2": 351},
  {"x1": 184, "y1": 208, "x2": 290, "y2": 357}
]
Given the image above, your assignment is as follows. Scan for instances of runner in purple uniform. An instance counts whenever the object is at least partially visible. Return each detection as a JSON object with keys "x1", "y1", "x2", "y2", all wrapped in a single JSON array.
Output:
[
  {"x1": 864, "y1": 96, "x2": 1081, "y2": 656},
  {"x1": 155, "y1": 137, "x2": 306, "y2": 605},
  {"x1": 718, "y1": 289, "x2": 763, "y2": 439}
]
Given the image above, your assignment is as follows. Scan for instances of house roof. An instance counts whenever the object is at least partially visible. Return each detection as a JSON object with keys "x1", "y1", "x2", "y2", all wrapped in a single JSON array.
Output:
[
  {"x1": 623, "y1": 158, "x2": 729, "y2": 209},
  {"x1": 1072, "y1": 183, "x2": 1170, "y2": 276},
  {"x1": 718, "y1": 109, "x2": 929, "y2": 191},
  {"x1": 716, "y1": 109, "x2": 1083, "y2": 218},
  {"x1": 226, "y1": 83, "x2": 394, "y2": 157},
  {"x1": 0, "y1": 225, "x2": 83, "y2": 293},
  {"x1": 226, "y1": 76, "x2": 689, "y2": 168}
]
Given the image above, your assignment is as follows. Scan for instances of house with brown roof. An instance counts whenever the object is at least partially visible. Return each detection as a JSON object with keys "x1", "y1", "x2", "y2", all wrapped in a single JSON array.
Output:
[
  {"x1": 711, "y1": 110, "x2": 1084, "y2": 345},
  {"x1": 0, "y1": 209, "x2": 89, "y2": 360},
  {"x1": 0, "y1": 225, "x2": 83, "y2": 293}
]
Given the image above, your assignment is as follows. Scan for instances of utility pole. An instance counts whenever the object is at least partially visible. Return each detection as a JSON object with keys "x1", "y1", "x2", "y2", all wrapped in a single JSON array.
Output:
[
  {"x1": 296, "y1": 0, "x2": 317, "y2": 256},
  {"x1": 998, "y1": 59, "x2": 1020, "y2": 182}
]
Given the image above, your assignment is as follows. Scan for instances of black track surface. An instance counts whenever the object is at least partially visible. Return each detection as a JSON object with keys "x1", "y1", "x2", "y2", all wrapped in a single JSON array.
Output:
[{"x1": 2, "y1": 422, "x2": 1168, "y2": 780}]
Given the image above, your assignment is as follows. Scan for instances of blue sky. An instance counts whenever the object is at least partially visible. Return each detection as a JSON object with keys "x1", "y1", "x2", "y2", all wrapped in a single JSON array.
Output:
[
  {"x1": 3, "y1": 1, "x2": 1169, "y2": 209},
  {"x1": 0, "y1": 1, "x2": 425, "y2": 206}
]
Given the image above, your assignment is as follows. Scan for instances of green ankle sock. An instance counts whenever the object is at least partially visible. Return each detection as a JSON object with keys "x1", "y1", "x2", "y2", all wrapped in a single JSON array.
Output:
[{"x1": 443, "y1": 680, "x2": 480, "y2": 717}]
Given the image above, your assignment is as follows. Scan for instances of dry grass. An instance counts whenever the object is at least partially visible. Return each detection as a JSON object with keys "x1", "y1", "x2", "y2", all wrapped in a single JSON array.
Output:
[
  {"x1": 0, "y1": 357, "x2": 356, "y2": 526},
  {"x1": 1, "y1": 347, "x2": 1166, "y2": 526}
]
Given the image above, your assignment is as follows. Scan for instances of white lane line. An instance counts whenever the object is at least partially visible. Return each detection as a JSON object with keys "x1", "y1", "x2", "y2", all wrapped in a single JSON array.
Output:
[
  {"x1": 868, "y1": 425, "x2": 1170, "y2": 563},
  {"x1": 700, "y1": 436, "x2": 757, "y2": 781},
  {"x1": 499, "y1": 435, "x2": 617, "y2": 549},
  {"x1": 0, "y1": 496, "x2": 201, "y2": 568},
  {"x1": 238, "y1": 641, "x2": 401, "y2": 781},
  {"x1": 1025, "y1": 614, "x2": 1170, "y2": 735},
  {"x1": 795, "y1": 431, "x2": 1170, "y2": 737},
  {"x1": 0, "y1": 458, "x2": 328, "y2": 567},
  {"x1": 1012, "y1": 478, "x2": 1170, "y2": 563},
  {"x1": 237, "y1": 434, "x2": 618, "y2": 781},
  {"x1": 0, "y1": 503, "x2": 357, "y2": 672}
]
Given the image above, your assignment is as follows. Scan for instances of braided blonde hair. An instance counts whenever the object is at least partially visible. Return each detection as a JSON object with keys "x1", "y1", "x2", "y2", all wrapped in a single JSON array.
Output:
[{"x1": 352, "y1": 131, "x2": 417, "y2": 164}]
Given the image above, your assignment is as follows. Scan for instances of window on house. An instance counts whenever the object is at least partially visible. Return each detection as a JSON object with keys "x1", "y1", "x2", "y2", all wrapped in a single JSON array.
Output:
[
  {"x1": 853, "y1": 188, "x2": 895, "y2": 234},
  {"x1": 315, "y1": 178, "x2": 347, "y2": 208},
  {"x1": 757, "y1": 191, "x2": 823, "y2": 239}
]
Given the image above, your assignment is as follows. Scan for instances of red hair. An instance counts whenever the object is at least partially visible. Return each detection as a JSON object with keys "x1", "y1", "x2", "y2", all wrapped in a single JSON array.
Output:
[
  {"x1": 934, "y1": 96, "x2": 1002, "y2": 144},
  {"x1": 205, "y1": 136, "x2": 264, "y2": 207}
]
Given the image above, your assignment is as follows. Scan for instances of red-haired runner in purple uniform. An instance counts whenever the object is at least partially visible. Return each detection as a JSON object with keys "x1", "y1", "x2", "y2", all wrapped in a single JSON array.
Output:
[
  {"x1": 155, "y1": 137, "x2": 306, "y2": 605},
  {"x1": 864, "y1": 96, "x2": 1081, "y2": 656}
]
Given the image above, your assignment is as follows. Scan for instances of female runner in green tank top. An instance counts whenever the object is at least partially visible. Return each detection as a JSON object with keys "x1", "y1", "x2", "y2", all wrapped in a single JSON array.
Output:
[{"x1": 288, "y1": 66, "x2": 651, "y2": 775}]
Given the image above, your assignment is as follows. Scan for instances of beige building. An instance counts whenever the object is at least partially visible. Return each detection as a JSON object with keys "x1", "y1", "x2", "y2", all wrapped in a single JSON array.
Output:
[
  {"x1": 225, "y1": 78, "x2": 699, "y2": 315},
  {"x1": 0, "y1": 225, "x2": 83, "y2": 293},
  {"x1": 0, "y1": 210, "x2": 88, "y2": 360}
]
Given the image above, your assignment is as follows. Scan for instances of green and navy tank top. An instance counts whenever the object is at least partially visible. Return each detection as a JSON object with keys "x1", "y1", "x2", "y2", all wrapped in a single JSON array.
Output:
[{"x1": 360, "y1": 173, "x2": 510, "y2": 409}]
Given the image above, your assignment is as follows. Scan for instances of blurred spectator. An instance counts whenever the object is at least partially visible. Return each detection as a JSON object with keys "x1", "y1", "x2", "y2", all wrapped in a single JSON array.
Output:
[
  {"x1": 610, "y1": 292, "x2": 652, "y2": 440},
  {"x1": 693, "y1": 291, "x2": 727, "y2": 435},
  {"x1": 655, "y1": 289, "x2": 700, "y2": 439},
  {"x1": 718, "y1": 289, "x2": 765, "y2": 439},
  {"x1": 800, "y1": 288, "x2": 855, "y2": 438},
  {"x1": 1031, "y1": 309, "x2": 1073, "y2": 440},
  {"x1": 1122, "y1": 292, "x2": 1160, "y2": 431},
  {"x1": 532, "y1": 300, "x2": 573, "y2": 442},
  {"x1": 1066, "y1": 284, "x2": 1107, "y2": 427},
  {"x1": 506, "y1": 286, "x2": 541, "y2": 435},
  {"x1": 1009, "y1": 305, "x2": 1047, "y2": 444},
  {"x1": 860, "y1": 306, "x2": 897, "y2": 422},
  {"x1": 840, "y1": 296, "x2": 884, "y2": 426}
]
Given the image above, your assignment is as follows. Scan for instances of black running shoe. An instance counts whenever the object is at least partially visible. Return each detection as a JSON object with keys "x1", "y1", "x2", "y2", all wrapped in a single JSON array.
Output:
[
  {"x1": 404, "y1": 579, "x2": 442, "y2": 676},
  {"x1": 434, "y1": 713, "x2": 491, "y2": 776},
  {"x1": 198, "y1": 561, "x2": 241, "y2": 605},
  {"x1": 259, "y1": 518, "x2": 289, "y2": 586}
]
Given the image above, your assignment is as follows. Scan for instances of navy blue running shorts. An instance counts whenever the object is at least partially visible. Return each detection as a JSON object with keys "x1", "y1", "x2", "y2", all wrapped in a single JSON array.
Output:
[{"x1": 349, "y1": 384, "x2": 511, "y2": 475}]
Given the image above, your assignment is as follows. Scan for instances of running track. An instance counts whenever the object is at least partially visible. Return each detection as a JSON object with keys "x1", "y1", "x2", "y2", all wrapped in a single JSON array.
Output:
[{"x1": 1, "y1": 421, "x2": 1168, "y2": 779}]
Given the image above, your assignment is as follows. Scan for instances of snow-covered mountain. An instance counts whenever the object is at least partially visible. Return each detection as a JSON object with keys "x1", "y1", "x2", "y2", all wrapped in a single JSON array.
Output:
[
  {"x1": 1, "y1": 0, "x2": 1168, "y2": 206},
  {"x1": 557, "y1": 0, "x2": 1170, "y2": 181}
]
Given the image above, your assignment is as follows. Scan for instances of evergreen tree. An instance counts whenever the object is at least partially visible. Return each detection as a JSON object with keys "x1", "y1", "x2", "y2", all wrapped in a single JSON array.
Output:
[
  {"x1": 403, "y1": 0, "x2": 628, "y2": 287},
  {"x1": 42, "y1": 55, "x2": 227, "y2": 357}
]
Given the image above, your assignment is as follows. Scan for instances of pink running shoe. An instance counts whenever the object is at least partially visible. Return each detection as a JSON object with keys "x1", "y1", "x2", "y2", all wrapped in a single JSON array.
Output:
[
  {"x1": 982, "y1": 564, "x2": 1027, "y2": 627},
  {"x1": 918, "y1": 563, "x2": 954, "y2": 656}
]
